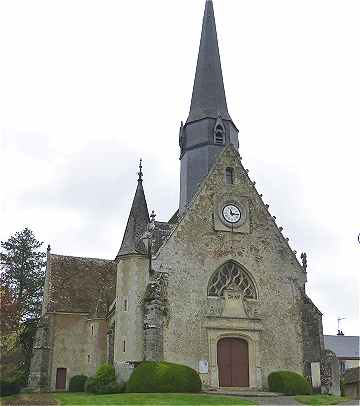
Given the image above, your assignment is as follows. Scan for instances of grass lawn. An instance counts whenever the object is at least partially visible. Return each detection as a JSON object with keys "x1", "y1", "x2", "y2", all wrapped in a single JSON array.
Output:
[
  {"x1": 55, "y1": 393, "x2": 257, "y2": 405},
  {"x1": 295, "y1": 395, "x2": 350, "y2": 405}
]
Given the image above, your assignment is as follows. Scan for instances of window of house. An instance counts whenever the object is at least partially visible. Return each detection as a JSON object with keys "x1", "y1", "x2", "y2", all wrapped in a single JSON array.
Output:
[
  {"x1": 87, "y1": 354, "x2": 90, "y2": 363},
  {"x1": 124, "y1": 298, "x2": 128, "y2": 312},
  {"x1": 91, "y1": 325, "x2": 94, "y2": 335},
  {"x1": 123, "y1": 340, "x2": 126, "y2": 353},
  {"x1": 225, "y1": 167, "x2": 234, "y2": 185}
]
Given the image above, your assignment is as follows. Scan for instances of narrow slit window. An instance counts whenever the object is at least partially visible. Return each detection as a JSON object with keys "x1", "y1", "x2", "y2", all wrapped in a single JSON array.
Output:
[
  {"x1": 215, "y1": 125, "x2": 225, "y2": 145},
  {"x1": 123, "y1": 340, "x2": 126, "y2": 353},
  {"x1": 225, "y1": 167, "x2": 234, "y2": 185},
  {"x1": 124, "y1": 299, "x2": 128, "y2": 312},
  {"x1": 91, "y1": 325, "x2": 94, "y2": 335},
  {"x1": 87, "y1": 354, "x2": 90, "y2": 363}
]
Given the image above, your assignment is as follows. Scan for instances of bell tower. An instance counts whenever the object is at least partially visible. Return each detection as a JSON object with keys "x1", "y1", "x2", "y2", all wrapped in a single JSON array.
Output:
[{"x1": 179, "y1": 0, "x2": 239, "y2": 213}]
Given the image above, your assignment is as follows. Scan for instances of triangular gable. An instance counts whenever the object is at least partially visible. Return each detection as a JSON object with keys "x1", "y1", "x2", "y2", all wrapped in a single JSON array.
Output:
[{"x1": 154, "y1": 144, "x2": 305, "y2": 275}]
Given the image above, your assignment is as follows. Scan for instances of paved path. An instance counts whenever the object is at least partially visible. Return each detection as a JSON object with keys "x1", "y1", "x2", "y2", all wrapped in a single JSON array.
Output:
[
  {"x1": 205, "y1": 391, "x2": 301, "y2": 405},
  {"x1": 245, "y1": 396, "x2": 300, "y2": 405},
  {"x1": 243, "y1": 396, "x2": 359, "y2": 405}
]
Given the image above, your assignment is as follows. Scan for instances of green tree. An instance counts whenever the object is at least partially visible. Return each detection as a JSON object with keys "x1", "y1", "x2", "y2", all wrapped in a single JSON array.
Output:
[{"x1": 0, "y1": 228, "x2": 46, "y2": 322}]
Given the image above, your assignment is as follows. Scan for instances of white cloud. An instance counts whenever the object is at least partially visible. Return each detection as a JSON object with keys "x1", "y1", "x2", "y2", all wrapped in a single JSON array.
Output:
[{"x1": 0, "y1": 0, "x2": 359, "y2": 335}]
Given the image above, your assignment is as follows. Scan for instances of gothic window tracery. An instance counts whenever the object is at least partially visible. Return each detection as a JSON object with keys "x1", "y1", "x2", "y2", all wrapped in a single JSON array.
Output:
[{"x1": 208, "y1": 262, "x2": 257, "y2": 299}]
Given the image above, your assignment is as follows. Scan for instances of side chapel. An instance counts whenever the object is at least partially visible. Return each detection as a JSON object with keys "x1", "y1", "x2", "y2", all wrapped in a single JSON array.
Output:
[{"x1": 29, "y1": 0, "x2": 324, "y2": 392}]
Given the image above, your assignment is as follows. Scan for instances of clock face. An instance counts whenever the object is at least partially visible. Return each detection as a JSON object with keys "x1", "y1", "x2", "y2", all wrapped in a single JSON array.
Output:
[{"x1": 222, "y1": 204, "x2": 242, "y2": 224}]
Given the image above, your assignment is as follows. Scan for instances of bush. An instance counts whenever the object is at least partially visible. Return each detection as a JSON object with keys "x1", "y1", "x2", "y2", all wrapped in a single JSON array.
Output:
[
  {"x1": 69, "y1": 375, "x2": 88, "y2": 392},
  {"x1": 85, "y1": 377, "x2": 99, "y2": 394},
  {"x1": 340, "y1": 378, "x2": 345, "y2": 397},
  {"x1": 97, "y1": 381, "x2": 125, "y2": 395},
  {"x1": 85, "y1": 364, "x2": 124, "y2": 395},
  {"x1": 0, "y1": 380, "x2": 21, "y2": 397},
  {"x1": 126, "y1": 361, "x2": 202, "y2": 393},
  {"x1": 268, "y1": 370, "x2": 312, "y2": 395},
  {"x1": 95, "y1": 364, "x2": 116, "y2": 386}
]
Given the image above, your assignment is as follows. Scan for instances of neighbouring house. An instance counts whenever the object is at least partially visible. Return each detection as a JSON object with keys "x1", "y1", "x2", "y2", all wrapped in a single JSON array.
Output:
[
  {"x1": 28, "y1": 0, "x2": 324, "y2": 392},
  {"x1": 342, "y1": 367, "x2": 360, "y2": 400},
  {"x1": 324, "y1": 335, "x2": 360, "y2": 374}
]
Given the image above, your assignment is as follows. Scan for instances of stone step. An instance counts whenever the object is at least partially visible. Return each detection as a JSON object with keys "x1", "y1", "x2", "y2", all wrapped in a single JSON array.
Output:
[{"x1": 204, "y1": 389, "x2": 283, "y2": 397}]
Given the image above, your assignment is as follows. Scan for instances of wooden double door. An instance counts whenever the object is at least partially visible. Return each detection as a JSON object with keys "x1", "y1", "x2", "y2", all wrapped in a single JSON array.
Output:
[{"x1": 217, "y1": 338, "x2": 249, "y2": 387}]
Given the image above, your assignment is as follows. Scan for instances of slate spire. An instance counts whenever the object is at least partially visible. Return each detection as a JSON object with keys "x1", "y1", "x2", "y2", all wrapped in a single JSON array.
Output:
[
  {"x1": 116, "y1": 160, "x2": 149, "y2": 259},
  {"x1": 179, "y1": 1, "x2": 239, "y2": 213},
  {"x1": 187, "y1": 0, "x2": 232, "y2": 123}
]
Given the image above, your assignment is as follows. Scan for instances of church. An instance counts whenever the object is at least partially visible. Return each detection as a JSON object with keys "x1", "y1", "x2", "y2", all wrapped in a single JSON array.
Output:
[{"x1": 29, "y1": 0, "x2": 324, "y2": 392}]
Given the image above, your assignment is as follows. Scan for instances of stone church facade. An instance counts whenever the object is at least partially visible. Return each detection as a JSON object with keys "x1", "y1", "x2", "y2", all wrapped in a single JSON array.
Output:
[{"x1": 29, "y1": 0, "x2": 324, "y2": 392}]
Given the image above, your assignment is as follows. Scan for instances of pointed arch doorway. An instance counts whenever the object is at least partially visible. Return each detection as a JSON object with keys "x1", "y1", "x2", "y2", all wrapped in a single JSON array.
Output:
[{"x1": 217, "y1": 338, "x2": 249, "y2": 387}]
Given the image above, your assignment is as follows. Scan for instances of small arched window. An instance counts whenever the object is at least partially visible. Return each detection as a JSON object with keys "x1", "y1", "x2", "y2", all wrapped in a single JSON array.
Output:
[
  {"x1": 214, "y1": 116, "x2": 226, "y2": 145},
  {"x1": 225, "y1": 167, "x2": 234, "y2": 185},
  {"x1": 208, "y1": 261, "x2": 257, "y2": 299},
  {"x1": 215, "y1": 125, "x2": 225, "y2": 145}
]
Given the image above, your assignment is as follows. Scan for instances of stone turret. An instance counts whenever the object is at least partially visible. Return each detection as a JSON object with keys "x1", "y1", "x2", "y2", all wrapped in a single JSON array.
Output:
[{"x1": 114, "y1": 160, "x2": 150, "y2": 381}]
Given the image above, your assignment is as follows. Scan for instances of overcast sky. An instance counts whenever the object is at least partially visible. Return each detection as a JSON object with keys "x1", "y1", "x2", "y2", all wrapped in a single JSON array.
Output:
[{"x1": 0, "y1": 0, "x2": 359, "y2": 336}]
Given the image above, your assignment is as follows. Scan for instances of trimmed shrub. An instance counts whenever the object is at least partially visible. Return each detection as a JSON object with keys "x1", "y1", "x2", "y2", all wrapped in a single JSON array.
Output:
[
  {"x1": 85, "y1": 377, "x2": 98, "y2": 394},
  {"x1": 126, "y1": 361, "x2": 202, "y2": 393},
  {"x1": 69, "y1": 375, "x2": 88, "y2": 392},
  {"x1": 85, "y1": 364, "x2": 124, "y2": 395},
  {"x1": 97, "y1": 381, "x2": 125, "y2": 395},
  {"x1": 95, "y1": 363, "x2": 116, "y2": 386},
  {"x1": 0, "y1": 380, "x2": 21, "y2": 397},
  {"x1": 268, "y1": 370, "x2": 312, "y2": 395}
]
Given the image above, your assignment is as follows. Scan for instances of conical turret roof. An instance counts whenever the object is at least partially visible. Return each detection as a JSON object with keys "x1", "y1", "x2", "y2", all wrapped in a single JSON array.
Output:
[
  {"x1": 187, "y1": 0, "x2": 232, "y2": 123},
  {"x1": 116, "y1": 163, "x2": 149, "y2": 259}
]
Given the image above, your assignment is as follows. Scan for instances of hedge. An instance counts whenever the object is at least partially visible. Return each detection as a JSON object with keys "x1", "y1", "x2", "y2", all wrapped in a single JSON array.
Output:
[
  {"x1": 268, "y1": 370, "x2": 312, "y2": 395},
  {"x1": 69, "y1": 375, "x2": 88, "y2": 392},
  {"x1": 0, "y1": 380, "x2": 21, "y2": 397},
  {"x1": 126, "y1": 361, "x2": 202, "y2": 393}
]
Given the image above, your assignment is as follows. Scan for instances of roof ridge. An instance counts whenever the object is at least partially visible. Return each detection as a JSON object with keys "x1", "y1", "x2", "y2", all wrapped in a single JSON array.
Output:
[{"x1": 50, "y1": 253, "x2": 114, "y2": 262}]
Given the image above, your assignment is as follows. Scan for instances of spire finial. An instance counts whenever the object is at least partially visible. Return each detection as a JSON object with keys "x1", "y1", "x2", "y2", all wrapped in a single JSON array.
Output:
[{"x1": 137, "y1": 158, "x2": 143, "y2": 183}]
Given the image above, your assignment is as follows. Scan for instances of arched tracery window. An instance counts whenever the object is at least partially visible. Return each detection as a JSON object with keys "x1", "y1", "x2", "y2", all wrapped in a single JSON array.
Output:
[
  {"x1": 208, "y1": 262, "x2": 257, "y2": 299},
  {"x1": 214, "y1": 116, "x2": 226, "y2": 145},
  {"x1": 215, "y1": 125, "x2": 225, "y2": 145}
]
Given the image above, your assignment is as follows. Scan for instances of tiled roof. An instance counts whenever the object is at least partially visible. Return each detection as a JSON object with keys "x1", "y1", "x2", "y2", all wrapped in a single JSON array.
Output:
[
  {"x1": 152, "y1": 221, "x2": 174, "y2": 254},
  {"x1": 46, "y1": 254, "x2": 116, "y2": 316},
  {"x1": 324, "y1": 335, "x2": 360, "y2": 359},
  {"x1": 116, "y1": 180, "x2": 149, "y2": 258}
]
